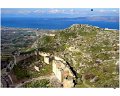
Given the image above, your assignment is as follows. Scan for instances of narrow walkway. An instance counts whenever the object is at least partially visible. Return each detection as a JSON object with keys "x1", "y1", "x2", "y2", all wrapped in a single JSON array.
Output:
[{"x1": 15, "y1": 74, "x2": 55, "y2": 88}]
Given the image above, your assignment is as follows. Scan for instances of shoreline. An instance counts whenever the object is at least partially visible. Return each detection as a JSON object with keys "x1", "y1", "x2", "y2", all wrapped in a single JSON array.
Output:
[{"x1": 1, "y1": 24, "x2": 119, "y2": 31}]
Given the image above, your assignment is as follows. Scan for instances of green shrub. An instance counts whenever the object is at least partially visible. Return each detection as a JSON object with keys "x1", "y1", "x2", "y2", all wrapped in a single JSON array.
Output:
[
  {"x1": 22, "y1": 79, "x2": 50, "y2": 88},
  {"x1": 13, "y1": 64, "x2": 31, "y2": 80}
]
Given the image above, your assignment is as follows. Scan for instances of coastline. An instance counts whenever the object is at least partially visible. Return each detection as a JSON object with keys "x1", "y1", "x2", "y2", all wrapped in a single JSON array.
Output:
[{"x1": 1, "y1": 24, "x2": 119, "y2": 31}]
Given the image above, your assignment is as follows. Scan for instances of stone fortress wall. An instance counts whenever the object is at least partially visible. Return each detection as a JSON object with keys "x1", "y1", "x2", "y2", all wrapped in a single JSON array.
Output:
[
  {"x1": 3, "y1": 50, "x2": 76, "y2": 88},
  {"x1": 6, "y1": 51, "x2": 36, "y2": 72},
  {"x1": 52, "y1": 56, "x2": 75, "y2": 88},
  {"x1": 39, "y1": 53, "x2": 76, "y2": 88}
]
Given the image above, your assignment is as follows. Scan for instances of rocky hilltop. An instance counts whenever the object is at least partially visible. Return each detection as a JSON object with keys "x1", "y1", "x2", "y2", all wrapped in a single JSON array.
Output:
[
  {"x1": 1, "y1": 24, "x2": 118, "y2": 88},
  {"x1": 38, "y1": 24, "x2": 119, "y2": 87}
]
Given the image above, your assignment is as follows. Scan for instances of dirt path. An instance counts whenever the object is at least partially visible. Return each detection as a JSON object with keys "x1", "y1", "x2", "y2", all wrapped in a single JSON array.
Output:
[
  {"x1": 81, "y1": 75, "x2": 91, "y2": 88},
  {"x1": 15, "y1": 74, "x2": 55, "y2": 88}
]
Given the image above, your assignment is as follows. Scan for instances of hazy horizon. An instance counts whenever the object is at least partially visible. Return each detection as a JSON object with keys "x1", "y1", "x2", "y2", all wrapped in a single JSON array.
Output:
[{"x1": 1, "y1": 8, "x2": 119, "y2": 18}]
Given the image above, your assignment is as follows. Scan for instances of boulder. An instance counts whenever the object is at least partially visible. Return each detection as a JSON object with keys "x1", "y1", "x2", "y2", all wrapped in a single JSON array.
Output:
[{"x1": 34, "y1": 66, "x2": 40, "y2": 72}]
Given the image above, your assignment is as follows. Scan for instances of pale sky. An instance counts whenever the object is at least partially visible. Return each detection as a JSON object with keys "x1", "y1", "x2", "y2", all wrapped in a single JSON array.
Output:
[{"x1": 1, "y1": 8, "x2": 119, "y2": 18}]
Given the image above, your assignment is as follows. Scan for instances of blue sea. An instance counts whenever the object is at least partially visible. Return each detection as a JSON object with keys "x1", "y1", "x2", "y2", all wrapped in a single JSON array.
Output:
[{"x1": 1, "y1": 17, "x2": 119, "y2": 30}]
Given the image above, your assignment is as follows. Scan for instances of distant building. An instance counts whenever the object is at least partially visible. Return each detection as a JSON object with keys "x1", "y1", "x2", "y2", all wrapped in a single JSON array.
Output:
[{"x1": 45, "y1": 33, "x2": 55, "y2": 37}]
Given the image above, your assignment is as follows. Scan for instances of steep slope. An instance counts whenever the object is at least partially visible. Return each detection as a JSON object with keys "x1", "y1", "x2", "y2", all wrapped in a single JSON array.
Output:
[{"x1": 38, "y1": 24, "x2": 119, "y2": 87}]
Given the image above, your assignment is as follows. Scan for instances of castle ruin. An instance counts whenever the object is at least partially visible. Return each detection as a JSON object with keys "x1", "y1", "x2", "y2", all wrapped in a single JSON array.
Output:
[
  {"x1": 52, "y1": 56, "x2": 75, "y2": 88},
  {"x1": 3, "y1": 50, "x2": 76, "y2": 88}
]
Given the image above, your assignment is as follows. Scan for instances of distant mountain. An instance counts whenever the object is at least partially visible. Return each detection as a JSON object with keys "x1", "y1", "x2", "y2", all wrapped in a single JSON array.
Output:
[{"x1": 75, "y1": 16, "x2": 119, "y2": 22}]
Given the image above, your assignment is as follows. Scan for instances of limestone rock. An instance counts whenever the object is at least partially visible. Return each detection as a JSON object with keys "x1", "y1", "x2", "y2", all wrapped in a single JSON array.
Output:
[
  {"x1": 90, "y1": 76, "x2": 99, "y2": 83},
  {"x1": 34, "y1": 66, "x2": 40, "y2": 72}
]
